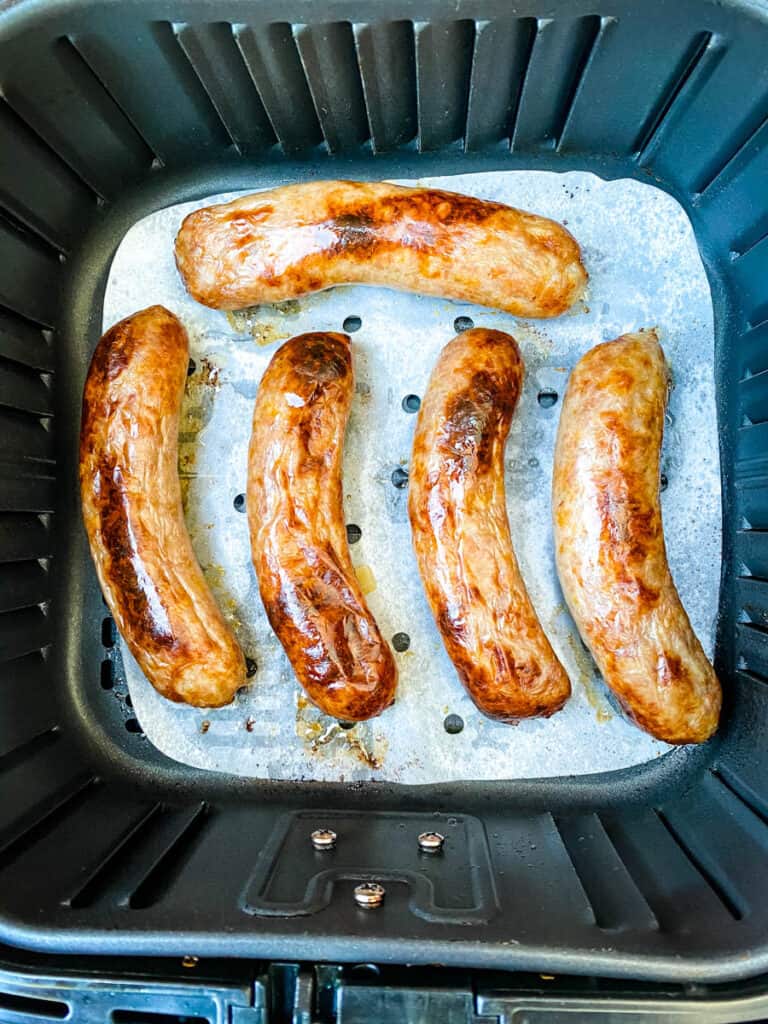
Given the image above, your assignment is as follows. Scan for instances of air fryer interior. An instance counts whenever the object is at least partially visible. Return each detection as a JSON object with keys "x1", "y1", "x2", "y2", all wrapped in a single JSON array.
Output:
[{"x1": 1, "y1": 0, "x2": 768, "y2": 982}]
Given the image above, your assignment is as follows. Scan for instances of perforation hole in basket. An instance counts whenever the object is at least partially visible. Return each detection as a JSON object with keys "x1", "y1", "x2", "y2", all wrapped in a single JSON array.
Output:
[
  {"x1": 100, "y1": 659, "x2": 114, "y2": 690},
  {"x1": 391, "y1": 466, "x2": 409, "y2": 489},
  {"x1": 454, "y1": 316, "x2": 474, "y2": 333},
  {"x1": 346, "y1": 523, "x2": 362, "y2": 544},
  {"x1": 101, "y1": 617, "x2": 117, "y2": 648},
  {"x1": 537, "y1": 388, "x2": 559, "y2": 408},
  {"x1": 233, "y1": 493, "x2": 246, "y2": 513},
  {"x1": 444, "y1": 713, "x2": 464, "y2": 734},
  {"x1": 343, "y1": 315, "x2": 362, "y2": 333},
  {"x1": 401, "y1": 394, "x2": 421, "y2": 413},
  {"x1": 392, "y1": 632, "x2": 410, "y2": 652}
]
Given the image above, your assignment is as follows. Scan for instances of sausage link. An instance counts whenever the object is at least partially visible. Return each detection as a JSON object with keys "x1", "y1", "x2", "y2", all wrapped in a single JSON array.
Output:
[
  {"x1": 175, "y1": 180, "x2": 586, "y2": 318},
  {"x1": 80, "y1": 306, "x2": 247, "y2": 707},
  {"x1": 248, "y1": 332, "x2": 397, "y2": 721},
  {"x1": 409, "y1": 328, "x2": 571, "y2": 721},
  {"x1": 552, "y1": 330, "x2": 721, "y2": 743}
]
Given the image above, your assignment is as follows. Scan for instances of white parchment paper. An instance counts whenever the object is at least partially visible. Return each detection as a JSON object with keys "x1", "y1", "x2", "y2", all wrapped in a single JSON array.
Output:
[{"x1": 103, "y1": 171, "x2": 720, "y2": 783}]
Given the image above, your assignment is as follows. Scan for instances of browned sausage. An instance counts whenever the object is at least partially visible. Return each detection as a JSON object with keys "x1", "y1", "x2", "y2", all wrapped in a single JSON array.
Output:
[
  {"x1": 408, "y1": 328, "x2": 571, "y2": 722},
  {"x1": 175, "y1": 180, "x2": 587, "y2": 318},
  {"x1": 80, "y1": 305, "x2": 247, "y2": 707},
  {"x1": 248, "y1": 331, "x2": 397, "y2": 721},
  {"x1": 552, "y1": 330, "x2": 721, "y2": 743}
]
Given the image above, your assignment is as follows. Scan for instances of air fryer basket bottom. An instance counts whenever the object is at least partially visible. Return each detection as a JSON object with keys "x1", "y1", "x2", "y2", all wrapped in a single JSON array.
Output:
[
  {"x1": 105, "y1": 170, "x2": 720, "y2": 784},
  {"x1": 1, "y1": 0, "x2": 767, "y2": 983}
]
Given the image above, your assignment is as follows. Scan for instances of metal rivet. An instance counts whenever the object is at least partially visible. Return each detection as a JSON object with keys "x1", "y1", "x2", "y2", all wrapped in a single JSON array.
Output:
[
  {"x1": 181, "y1": 955, "x2": 199, "y2": 968},
  {"x1": 354, "y1": 882, "x2": 385, "y2": 908},
  {"x1": 417, "y1": 831, "x2": 445, "y2": 853},
  {"x1": 311, "y1": 828, "x2": 337, "y2": 851}
]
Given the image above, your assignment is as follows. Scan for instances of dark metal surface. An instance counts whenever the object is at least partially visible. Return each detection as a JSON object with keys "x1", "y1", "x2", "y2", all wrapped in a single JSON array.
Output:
[
  {"x1": 0, "y1": 0, "x2": 767, "y2": 986},
  {"x1": 2, "y1": 956, "x2": 768, "y2": 1022}
]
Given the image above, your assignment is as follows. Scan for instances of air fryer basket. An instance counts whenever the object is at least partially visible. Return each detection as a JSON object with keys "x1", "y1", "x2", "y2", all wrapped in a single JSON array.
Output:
[{"x1": 1, "y1": 0, "x2": 767, "y2": 983}]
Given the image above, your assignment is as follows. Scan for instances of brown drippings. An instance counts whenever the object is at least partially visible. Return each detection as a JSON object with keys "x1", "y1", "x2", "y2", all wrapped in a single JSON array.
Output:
[
  {"x1": 566, "y1": 634, "x2": 613, "y2": 723},
  {"x1": 250, "y1": 322, "x2": 291, "y2": 347},
  {"x1": 354, "y1": 564, "x2": 376, "y2": 595},
  {"x1": 346, "y1": 733, "x2": 387, "y2": 770},
  {"x1": 295, "y1": 694, "x2": 387, "y2": 769},
  {"x1": 225, "y1": 302, "x2": 297, "y2": 346},
  {"x1": 181, "y1": 356, "x2": 220, "y2": 439}
]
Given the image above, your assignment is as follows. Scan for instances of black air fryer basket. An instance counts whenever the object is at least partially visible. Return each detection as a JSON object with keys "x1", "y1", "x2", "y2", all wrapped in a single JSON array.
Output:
[{"x1": 2, "y1": 0, "x2": 768, "y2": 1003}]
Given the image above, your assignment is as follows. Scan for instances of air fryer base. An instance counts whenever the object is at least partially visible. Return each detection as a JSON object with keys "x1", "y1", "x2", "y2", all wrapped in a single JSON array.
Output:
[{"x1": 1, "y1": 0, "x2": 767, "y2": 984}]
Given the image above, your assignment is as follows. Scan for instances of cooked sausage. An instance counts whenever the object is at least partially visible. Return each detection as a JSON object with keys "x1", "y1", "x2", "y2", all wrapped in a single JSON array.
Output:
[
  {"x1": 409, "y1": 328, "x2": 571, "y2": 722},
  {"x1": 80, "y1": 305, "x2": 246, "y2": 707},
  {"x1": 248, "y1": 331, "x2": 397, "y2": 721},
  {"x1": 175, "y1": 180, "x2": 587, "y2": 318},
  {"x1": 552, "y1": 329, "x2": 721, "y2": 743}
]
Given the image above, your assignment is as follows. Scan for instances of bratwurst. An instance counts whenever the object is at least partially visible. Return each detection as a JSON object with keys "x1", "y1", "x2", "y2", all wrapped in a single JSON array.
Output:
[
  {"x1": 80, "y1": 305, "x2": 247, "y2": 707},
  {"x1": 248, "y1": 331, "x2": 397, "y2": 721},
  {"x1": 175, "y1": 180, "x2": 587, "y2": 318},
  {"x1": 409, "y1": 328, "x2": 571, "y2": 721},
  {"x1": 552, "y1": 329, "x2": 721, "y2": 743}
]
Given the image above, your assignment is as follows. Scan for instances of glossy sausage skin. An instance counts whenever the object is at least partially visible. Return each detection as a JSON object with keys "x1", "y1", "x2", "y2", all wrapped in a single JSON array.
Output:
[
  {"x1": 80, "y1": 306, "x2": 247, "y2": 707},
  {"x1": 175, "y1": 180, "x2": 587, "y2": 318},
  {"x1": 552, "y1": 330, "x2": 721, "y2": 743},
  {"x1": 248, "y1": 331, "x2": 397, "y2": 721},
  {"x1": 409, "y1": 329, "x2": 571, "y2": 722}
]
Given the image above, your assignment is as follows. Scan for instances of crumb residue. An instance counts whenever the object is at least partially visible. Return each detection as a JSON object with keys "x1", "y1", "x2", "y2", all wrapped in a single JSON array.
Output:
[
  {"x1": 181, "y1": 356, "x2": 220, "y2": 439},
  {"x1": 274, "y1": 299, "x2": 301, "y2": 316},
  {"x1": 203, "y1": 563, "x2": 226, "y2": 587},
  {"x1": 179, "y1": 474, "x2": 193, "y2": 516},
  {"x1": 295, "y1": 695, "x2": 387, "y2": 769},
  {"x1": 250, "y1": 322, "x2": 291, "y2": 347},
  {"x1": 225, "y1": 305, "x2": 296, "y2": 346}
]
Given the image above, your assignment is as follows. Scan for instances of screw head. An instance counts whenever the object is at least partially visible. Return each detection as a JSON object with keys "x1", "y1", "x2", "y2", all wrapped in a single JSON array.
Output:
[
  {"x1": 354, "y1": 882, "x2": 385, "y2": 908},
  {"x1": 417, "y1": 831, "x2": 445, "y2": 853},
  {"x1": 311, "y1": 828, "x2": 337, "y2": 851},
  {"x1": 181, "y1": 955, "x2": 199, "y2": 968}
]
